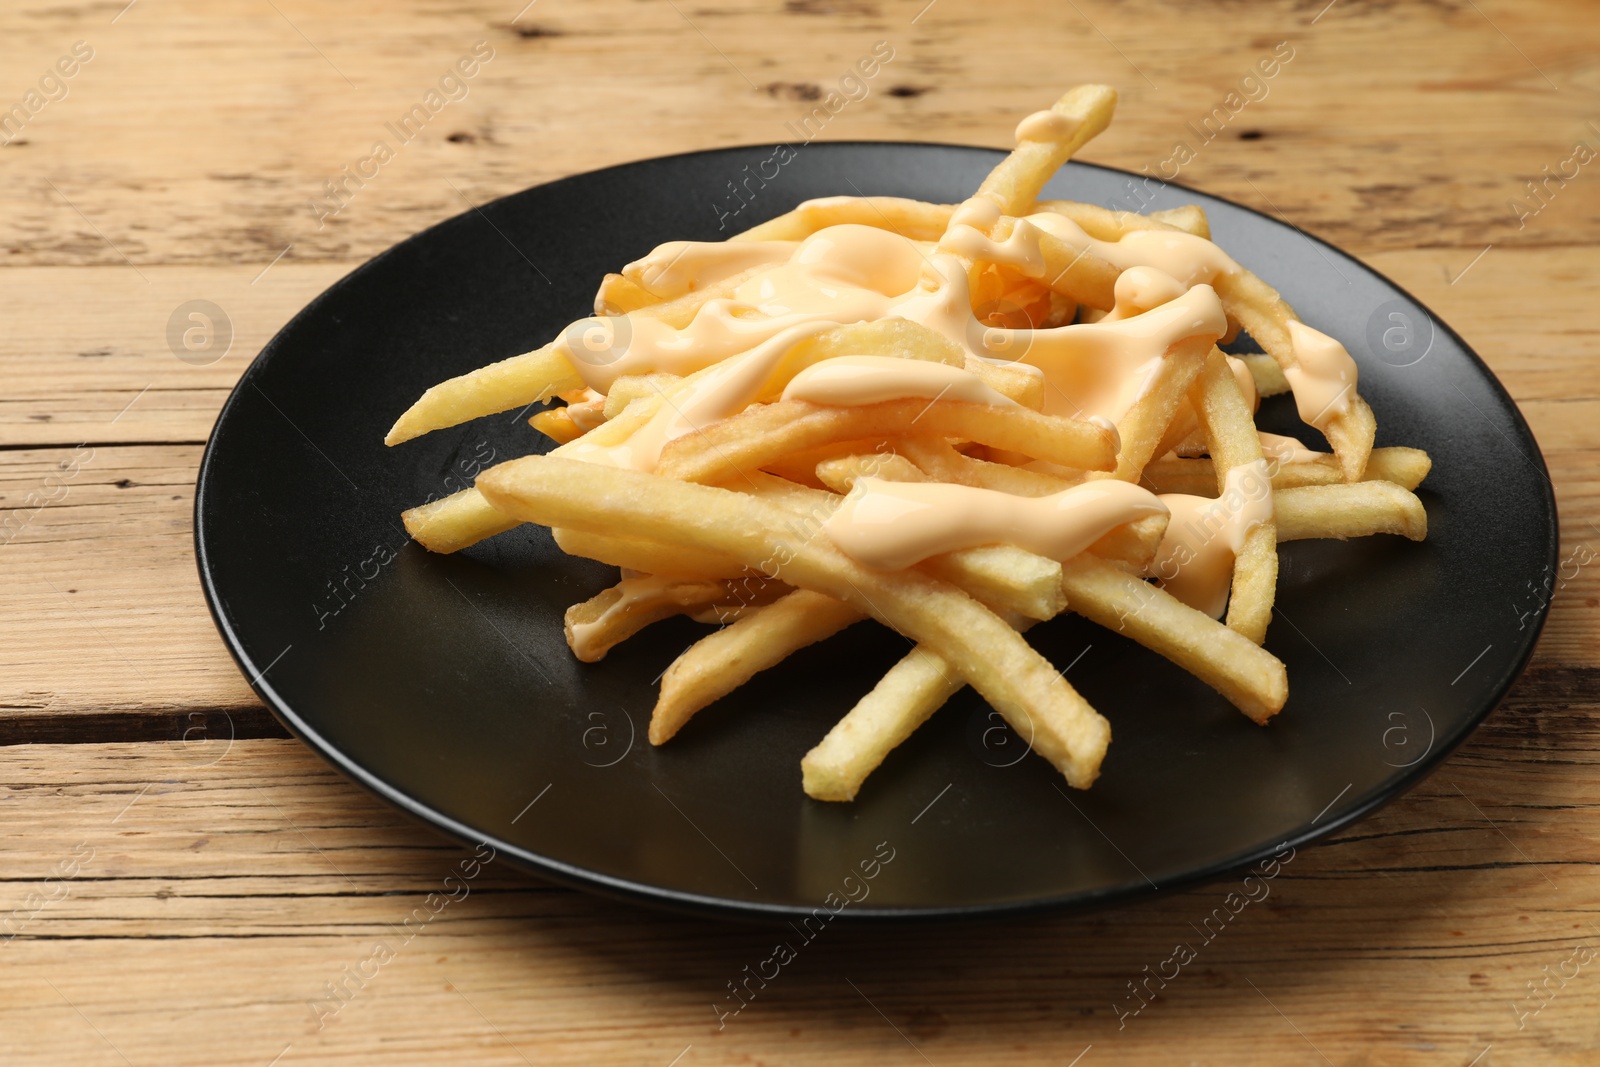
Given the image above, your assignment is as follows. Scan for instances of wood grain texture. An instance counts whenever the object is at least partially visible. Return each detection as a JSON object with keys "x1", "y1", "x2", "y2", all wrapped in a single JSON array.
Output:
[
  {"x1": 2, "y1": 0, "x2": 1598, "y2": 1062},
  {"x1": 1, "y1": 0, "x2": 1597, "y2": 269},
  {"x1": 1, "y1": 728, "x2": 1597, "y2": 1066}
]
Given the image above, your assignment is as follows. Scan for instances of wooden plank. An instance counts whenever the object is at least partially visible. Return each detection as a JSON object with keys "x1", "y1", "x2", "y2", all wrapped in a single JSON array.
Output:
[
  {"x1": 0, "y1": 730, "x2": 1596, "y2": 1065},
  {"x1": 0, "y1": 444, "x2": 263, "y2": 727},
  {"x1": 0, "y1": 0, "x2": 1596, "y2": 272},
  {"x1": 0, "y1": 265, "x2": 349, "y2": 447}
]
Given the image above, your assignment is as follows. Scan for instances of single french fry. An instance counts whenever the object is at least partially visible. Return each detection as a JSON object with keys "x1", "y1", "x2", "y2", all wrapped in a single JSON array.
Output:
[
  {"x1": 477, "y1": 455, "x2": 1112, "y2": 788},
  {"x1": 1149, "y1": 204, "x2": 1211, "y2": 238},
  {"x1": 1059, "y1": 555, "x2": 1287, "y2": 724},
  {"x1": 1098, "y1": 334, "x2": 1212, "y2": 483},
  {"x1": 751, "y1": 439, "x2": 902, "y2": 489},
  {"x1": 656, "y1": 398, "x2": 1116, "y2": 484},
  {"x1": 1092, "y1": 514, "x2": 1168, "y2": 573},
  {"x1": 403, "y1": 489, "x2": 519, "y2": 553},
  {"x1": 565, "y1": 576, "x2": 785, "y2": 663},
  {"x1": 603, "y1": 373, "x2": 682, "y2": 420},
  {"x1": 386, "y1": 345, "x2": 584, "y2": 446},
  {"x1": 802, "y1": 643, "x2": 966, "y2": 802},
  {"x1": 961, "y1": 85, "x2": 1118, "y2": 221},
  {"x1": 1139, "y1": 457, "x2": 1212, "y2": 496},
  {"x1": 552, "y1": 527, "x2": 749, "y2": 580},
  {"x1": 652, "y1": 590, "x2": 865, "y2": 743},
  {"x1": 1274, "y1": 482, "x2": 1428, "y2": 542},
  {"x1": 1359, "y1": 446, "x2": 1432, "y2": 489},
  {"x1": 1189, "y1": 349, "x2": 1278, "y2": 645},
  {"x1": 1238, "y1": 351, "x2": 1290, "y2": 397},
  {"x1": 1225, "y1": 527, "x2": 1278, "y2": 646},
  {"x1": 1151, "y1": 401, "x2": 1201, "y2": 462},
  {"x1": 921, "y1": 545, "x2": 1067, "y2": 622}
]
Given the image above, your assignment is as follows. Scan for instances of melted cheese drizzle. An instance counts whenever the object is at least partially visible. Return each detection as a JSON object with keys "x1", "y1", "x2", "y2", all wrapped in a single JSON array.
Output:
[
  {"x1": 781, "y1": 356, "x2": 1018, "y2": 408},
  {"x1": 823, "y1": 477, "x2": 1167, "y2": 571},
  {"x1": 1258, "y1": 432, "x2": 1323, "y2": 464},
  {"x1": 1151, "y1": 459, "x2": 1274, "y2": 617},
  {"x1": 565, "y1": 225, "x2": 1229, "y2": 470},
  {"x1": 1283, "y1": 320, "x2": 1359, "y2": 429},
  {"x1": 559, "y1": 204, "x2": 1328, "y2": 570},
  {"x1": 1005, "y1": 285, "x2": 1228, "y2": 420},
  {"x1": 623, "y1": 240, "x2": 798, "y2": 302},
  {"x1": 1102, "y1": 265, "x2": 1189, "y2": 322},
  {"x1": 1014, "y1": 109, "x2": 1080, "y2": 143},
  {"x1": 943, "y1": 211, "x2": 1243, "y2": 291}
]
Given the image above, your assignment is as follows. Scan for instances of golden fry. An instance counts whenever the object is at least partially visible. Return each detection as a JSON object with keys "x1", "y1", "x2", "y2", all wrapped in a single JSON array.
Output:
[
  {"x1": 652, "y1": 591, "x2": 864, "y2": 743},
  {"x1": 1059, "y1": 555, "x2": 1287, "y2": 724},
  {"x1": 1188, "y1": 349, "x2": 1278, "y2": 645},
  {"x1": 1274, "y1": 482, "x2": 1428, "y2": 542}
]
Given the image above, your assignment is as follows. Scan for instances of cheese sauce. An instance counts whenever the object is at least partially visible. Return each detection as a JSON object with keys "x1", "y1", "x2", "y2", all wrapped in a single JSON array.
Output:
[
  {"x1": 824, "y1": 477, "x2": 1167, "y2": 571},
  {"x1": 1151, "y1": 459, "x2": 1274, "y2": 617},
  {"x1": 1283, "y1": 320, "x2": 1359, "y2": 429},
  {"x1": 560, "y1": 200, "x2": 1359, "y2": 575},
  {"x1": 1014, "y1": 109, "x2": 1080, "y2": 143},
  {"x1": 565, "y1": 224, "x2": 1229, "y2": 468},
  {"x1": 781, "y1": 356, "x2": 1018, "y2": 408}
]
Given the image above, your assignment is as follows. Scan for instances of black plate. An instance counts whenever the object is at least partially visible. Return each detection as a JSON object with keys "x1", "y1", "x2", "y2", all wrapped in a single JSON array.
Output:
[{"x1": 196, "y1": 143, "x2": 1557, "y2": 921}]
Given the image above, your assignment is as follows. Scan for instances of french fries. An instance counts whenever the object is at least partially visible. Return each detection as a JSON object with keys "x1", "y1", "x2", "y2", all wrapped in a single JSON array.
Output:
[
  {"x1": 479, "y1": 455, "x2": 1113, "y2": 788},
  {"x1": 385, "y1": 86, "x2": 1434, "y2": 803},
  {"x1": 655, "y1": 397, "x2": 1116, "y2": 484}
]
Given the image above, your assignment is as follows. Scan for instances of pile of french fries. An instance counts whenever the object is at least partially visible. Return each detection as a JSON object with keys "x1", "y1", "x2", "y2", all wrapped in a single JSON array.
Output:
[{"x1": 386, "y1": 86, "x2": 1431, "y2": 800}]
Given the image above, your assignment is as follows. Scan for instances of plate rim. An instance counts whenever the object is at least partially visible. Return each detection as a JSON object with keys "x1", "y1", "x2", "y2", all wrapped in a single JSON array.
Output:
[{"x1": 194, "y1": 140, "x2": 1560, "y2": 922}]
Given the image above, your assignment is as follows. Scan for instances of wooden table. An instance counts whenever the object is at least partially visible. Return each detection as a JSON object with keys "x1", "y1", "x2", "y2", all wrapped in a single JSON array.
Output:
[{"x1": 3, "y1": 1, "x2": 1597, "y2": 1062}]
